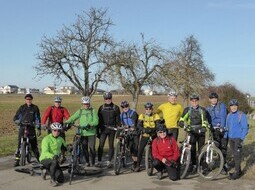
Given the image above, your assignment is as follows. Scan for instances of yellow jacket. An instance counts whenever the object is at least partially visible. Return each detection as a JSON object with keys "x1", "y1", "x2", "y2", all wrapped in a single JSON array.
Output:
[{"x1": 156, "y1": 102, "x2": 183, "y2": 129}]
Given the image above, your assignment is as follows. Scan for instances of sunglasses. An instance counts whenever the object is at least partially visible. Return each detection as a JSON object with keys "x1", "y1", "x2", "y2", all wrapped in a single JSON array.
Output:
[
  {"x1": 26, "y1": 99, "x2": 32, "y2": 100},
  {"x1": 104, "y1": 98, "x2": 112, "y2": 100},
  {"x1": 158, "y1": 131, "x2": 166, "y2": 134},
  {"x1": 83, "y1": 103, "x2": 90, "y2": 105},
  {"x1": 121, "y1": 106, "x2": 129, "y2": 108},
  {"x1": 145, "y1": 108, "x2": 152, "y2": 110},
  {"x1": 52, "y1": 130, "x2": 61, "y2": 132}
]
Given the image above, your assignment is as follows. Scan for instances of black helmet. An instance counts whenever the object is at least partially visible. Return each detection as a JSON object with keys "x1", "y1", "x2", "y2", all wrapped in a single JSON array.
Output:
[
  {"x1": 144, "y1": 102, "x2": 153, "y2": 109},
  {"x1": 103, "y1": 92, "x2": 112, "y2": 99},
  {"x1": 190, "y1": 94, "x2": 199, "y2": 100},
  {"x1": 209, "y1": 92, "x2": 218, "y2": 99},
  {"x1": 24, "y1": 94, "x2": 33, "y2": 100},
  {"x1": 229, "y1": 99, "x2": 239, "y2": 106},
  {"x1": 120, "y1": 100, "x2": 129, "y2": 108},
  {"x1": 157, "y1": 124, "x2": 167, "y2": 133}
]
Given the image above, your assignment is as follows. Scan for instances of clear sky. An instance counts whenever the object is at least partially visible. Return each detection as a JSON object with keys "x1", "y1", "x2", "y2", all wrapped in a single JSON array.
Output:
[{"x1": 1, "y1": 0, "x2": 255, "y2": 95}]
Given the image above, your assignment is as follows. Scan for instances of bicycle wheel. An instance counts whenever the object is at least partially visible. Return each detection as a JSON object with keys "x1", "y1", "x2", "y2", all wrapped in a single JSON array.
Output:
[
  {"x1": 113, "y1": 141, "x2": 122, "y2": 175},
  {"x1": 179, "y1": 147, "x2": 191, "y2": 179},
  {"x1": 69, "y1": 140, "x2": 79, "y2": 185},
  {"x1": 145, "y1": 145, "x2": 153, "y2": 176},
  {"x1": 197, "y1": 145, "x2": 224, "y2": 180},
  {"x1": 20, "y1": 142, "x2": 26, "y2": 166}
]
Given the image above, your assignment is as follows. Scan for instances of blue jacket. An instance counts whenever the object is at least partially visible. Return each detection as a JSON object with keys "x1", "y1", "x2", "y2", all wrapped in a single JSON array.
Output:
[
  {"x1": 206, "y1": 102, "x2": 227, "y2": 128},
  {"x1": 120, "y1": 109, "x2": 138, "y2": 128},
  {"x1": 225, "y1": 111, "x2": 248, "y2": 140}
]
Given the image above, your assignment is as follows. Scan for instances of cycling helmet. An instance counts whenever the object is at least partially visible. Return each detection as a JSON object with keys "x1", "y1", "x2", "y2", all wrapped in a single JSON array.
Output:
[
  {"x1": 81, "y1": 96, "x2": 90, "y2": 104},
  {"x1": 24, "y1": 93, "x2": 33, "y2": 100},
  {"x1": 144, "y1": 102, "x2": 153, "y2": 109},
  {"x1": 50, "y1": 122, "x2": 62, "y2": 130},
  {"x1": 120, "y1": 100, "x2": 129, "y2": 108},
  {"x1": 168, "y1": 90, "x2": 177, "y2": 97},
  {"x1": 157, "y1": 124, "x2": 167, "y2": 133},
  {"x1": 190, "y1": 94, "x2": 199, "y2": 100},
  {"x1": 54, "y1": 96, "x2": 62, "y2": 102},
  {"x1": 103, "y1": 91, "x2": 112, "y2": 99},
  {"x1": 209, "y1": 92, "x2": 218, "y2": 99},
  {"x1": 229, "y1": 99, "x2": 239, "y2": 106}
]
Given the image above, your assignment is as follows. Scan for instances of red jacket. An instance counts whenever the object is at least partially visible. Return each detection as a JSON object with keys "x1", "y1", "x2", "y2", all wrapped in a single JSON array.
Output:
[
  {"x1": 152, "y1": 136, "x2": 180, "y2": 162},
  {"x1": 41, "y1": 106, "x2": 70, "y2": 126}
]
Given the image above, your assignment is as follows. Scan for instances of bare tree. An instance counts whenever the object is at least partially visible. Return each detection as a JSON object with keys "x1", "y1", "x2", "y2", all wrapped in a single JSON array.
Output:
[
  {"x1": 34, "y1": 8, "x2": 115, "y2": 96},
  {"x1": 155, "y1": 35, "x2": 215, "y2": 105},
  {"x1": 109, "y1": 34, "x2": 166, "y2": 109}
]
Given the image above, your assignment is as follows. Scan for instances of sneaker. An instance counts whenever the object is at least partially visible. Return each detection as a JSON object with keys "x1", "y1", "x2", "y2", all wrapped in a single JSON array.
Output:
[
  {"x1": 95, "y1": 161, "x2": 102, "y2": 167},
  {"x1": 13, "y1": 159, "x2": 20, "y2": 167},
  {"x1": 156, "y1": 171, "x2": 163, "y2": 180},
  {"x1": 41, "y1": 169, "x2": 47, "y2": 180},
  {"x1": 106, "y1": 161, "x2": 112, "y2": 168},
  {"x1": 86, "y1": 162, "x2": 91, "y2": 167},
  {"x1": 228, "y1": 171, "x2": 241, "y2": 180},
  {"x1": 50, "y1": 180, "x2": 58, "y2": 187}
]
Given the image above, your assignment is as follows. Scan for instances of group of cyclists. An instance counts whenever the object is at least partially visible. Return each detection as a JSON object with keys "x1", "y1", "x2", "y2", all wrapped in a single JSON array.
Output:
[{"x1": 13, "y1": 90, "x2": 249, "y2": 186}]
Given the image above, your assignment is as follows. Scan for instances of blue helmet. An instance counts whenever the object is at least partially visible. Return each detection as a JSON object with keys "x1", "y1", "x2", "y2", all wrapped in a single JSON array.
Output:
[{"x1": 229, "y1": 99, "x2": 239, "y2": 106}]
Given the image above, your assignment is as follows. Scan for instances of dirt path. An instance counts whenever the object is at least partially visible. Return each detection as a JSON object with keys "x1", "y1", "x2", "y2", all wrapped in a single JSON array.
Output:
[{"x1": 0, "y1": 156, "x2": 255, "y2": 190}]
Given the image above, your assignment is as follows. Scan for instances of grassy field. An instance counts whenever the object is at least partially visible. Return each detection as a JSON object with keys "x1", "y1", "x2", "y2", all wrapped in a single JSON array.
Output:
[{"x1": 0, "y1": 94, "x2": 254, "y2": 179}]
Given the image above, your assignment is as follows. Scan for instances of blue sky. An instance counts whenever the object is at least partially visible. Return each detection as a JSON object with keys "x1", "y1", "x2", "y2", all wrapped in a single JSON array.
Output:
[{"x1": 1, "y1": 0, "x2": 255, "y2": 95}]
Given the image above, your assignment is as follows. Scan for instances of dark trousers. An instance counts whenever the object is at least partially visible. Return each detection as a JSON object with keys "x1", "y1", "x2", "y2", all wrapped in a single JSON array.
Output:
[
  {"x1": 153, "y1": 159, "x2": 179, "y2": 181},
  {"x1": 167, "y1": 128, "x2": 179, "y2": 141},
  {"x1": 137, "y1": 136, "x2": 149, "y2": 165},
  {"x1": 17, "y1": 128, "x2": 40, "y2": 161},
  {"x1": 126, "y1": 135, "x2": 139, "y2": 157},
  {"x1": 229, "y1": 138, "x2": 242, "y2": 172},
  {"x1": 213, "y1": 131, "x2": 228, "y2": 163},
  {"x1": 41, "y1": 159, "x2": 64, "y2": 183},
  {"x1": 190, "y1": 132, "x2": 205, "y2": 165},
  {"x1": 80, "y1": 135, "x2": 96, "y2": 165},
  {"x1": 97, "y1": 128, "x2": 116, "y2": 162}
]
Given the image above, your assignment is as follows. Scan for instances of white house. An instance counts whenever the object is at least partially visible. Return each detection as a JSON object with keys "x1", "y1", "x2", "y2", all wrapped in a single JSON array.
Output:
[
  {"x1": 43, "y1": 86, "x2": 55, "y2": 94},
  {"x1": 0, "y1": 87, "x2": 3, "y2": 94},
  {"x1": 3, "y1": 85, "x2": 19, "y2": 94},
  {"x1": 17, "y1": 88, "x2": 26, "y2": 94}
]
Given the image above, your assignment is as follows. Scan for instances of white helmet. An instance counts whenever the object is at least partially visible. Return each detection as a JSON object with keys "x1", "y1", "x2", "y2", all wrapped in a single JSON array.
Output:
[
  {"x1": 50, "y1": 122, "x2": 62, "y2": 130},
  {"x1": 54, "y1": 96, "x2": 62, "y2": 102},
  {"x1": 81, "y1": 96, "x2": 90, "y2": 104},
  {"x1": 168, "y1": 90, "x2": 177, "y2": 97}
]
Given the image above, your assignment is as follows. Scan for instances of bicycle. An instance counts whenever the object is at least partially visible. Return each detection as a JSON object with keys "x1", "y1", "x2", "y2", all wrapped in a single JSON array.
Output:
[
  {"x1": 144, "y1": 136, "x2": 154, "y2": 176},
  {"x1": 68, "y1": 124, "x2": 88, "y2": 185},
  {"x1": 113, "y1": 126, "x2": 134, "y2": 175},
  {"x1": 197, "y1": 126, "x2": 224, "y2": 180},
  {"x1": 19, "y1": 121, "x2": 34, "y2": 166},
  {"x1": 179, "y1": 125, "x2": 193, "y2": 179}
]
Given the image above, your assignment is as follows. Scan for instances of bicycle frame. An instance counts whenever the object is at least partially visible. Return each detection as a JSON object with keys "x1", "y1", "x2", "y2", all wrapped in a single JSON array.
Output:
[{"x1": 180, "y1": 134, "x2": 191, "y2": 165}]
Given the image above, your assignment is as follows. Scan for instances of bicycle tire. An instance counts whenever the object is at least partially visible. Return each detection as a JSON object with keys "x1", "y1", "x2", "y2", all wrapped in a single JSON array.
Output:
[
  {"x1": 69, "y1": 140, "x2": 79, "y2": 185},
  {"x1": 197, "y1": 145, "x2": 224, "y2": 180},
  {"x1": 113, "y1": 141, "x2": 122, "y2": 175},
  {"x1": 179, "y1": 147, "x2": 191, "y2": 179},
  {"x1": 145, "y1": 145, "x2": 153, "y2": 176},
  {"x1": 20, "y1": 142, "x2": 26, "y2": 166}
]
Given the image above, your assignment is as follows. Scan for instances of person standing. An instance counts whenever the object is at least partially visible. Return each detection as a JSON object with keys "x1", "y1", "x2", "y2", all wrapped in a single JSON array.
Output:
[
  {"x1": 152, "y1": 124, "x2": 180, "y2": 181},
  {"x1": 136, "y1": 102, "x2": 161, "y2": 171},
  {"x1": 225, "y1": 99, "x2": 248, "y2": 180},
  {"x1": 40, "y1": 122, "x2": 66, "y2": 187},
  {"x1": 13, "y1": 93, "x2": 41, "y2": 166},
  {"x1": 41, "y1": 96, "x2": 70, "y2": 139},
  {"x1": 96, "y1": 92, "x2": 121, "y2": 168},
  {"x1": 178, "y1": 94, "x2": 210, "y2": 173},
  {"x1": 120, "y1": 100, "x2": 139, "y2": 170},
  {"x1": 65, "y1": 96, "x2": 99, "y2": 167},
  {"x1": 206, "y1": 92, "x2": 228, "y2": 173},
  {"x1": 156, "y1": 90, "x2": 183, "y2": 140}
]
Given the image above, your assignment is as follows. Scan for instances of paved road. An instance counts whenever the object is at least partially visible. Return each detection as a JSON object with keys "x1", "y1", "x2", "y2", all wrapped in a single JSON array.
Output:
[{"x1": 1, "y1": 156, "x2": 255, "y2": 190}]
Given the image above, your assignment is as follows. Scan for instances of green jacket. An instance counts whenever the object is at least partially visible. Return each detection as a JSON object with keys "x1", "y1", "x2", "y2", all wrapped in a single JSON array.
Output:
[
  {"x1": 66, "y1": 107, "x2": 99, "y2": 136},
  {"x1": 39, "y1": 134, "x2": 66, "y2": 161}
]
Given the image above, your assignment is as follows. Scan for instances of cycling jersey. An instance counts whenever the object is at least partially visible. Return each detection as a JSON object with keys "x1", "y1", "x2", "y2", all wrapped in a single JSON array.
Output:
[
  {"x1": 66, "y1": 107, "x2": 99, "y2": 136},
  {"x1": 40, "y1": 133, "x2": 66, "y2": 161},
  {"x1": 138, "y1": 113, "x2": 160, "y2": 137},
  {"x1": 156, "y1": 102, "x2": 183, "y2": 129},
  {"x1": 41, "y1": 106, "x2": 70, "y2": 126}
]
